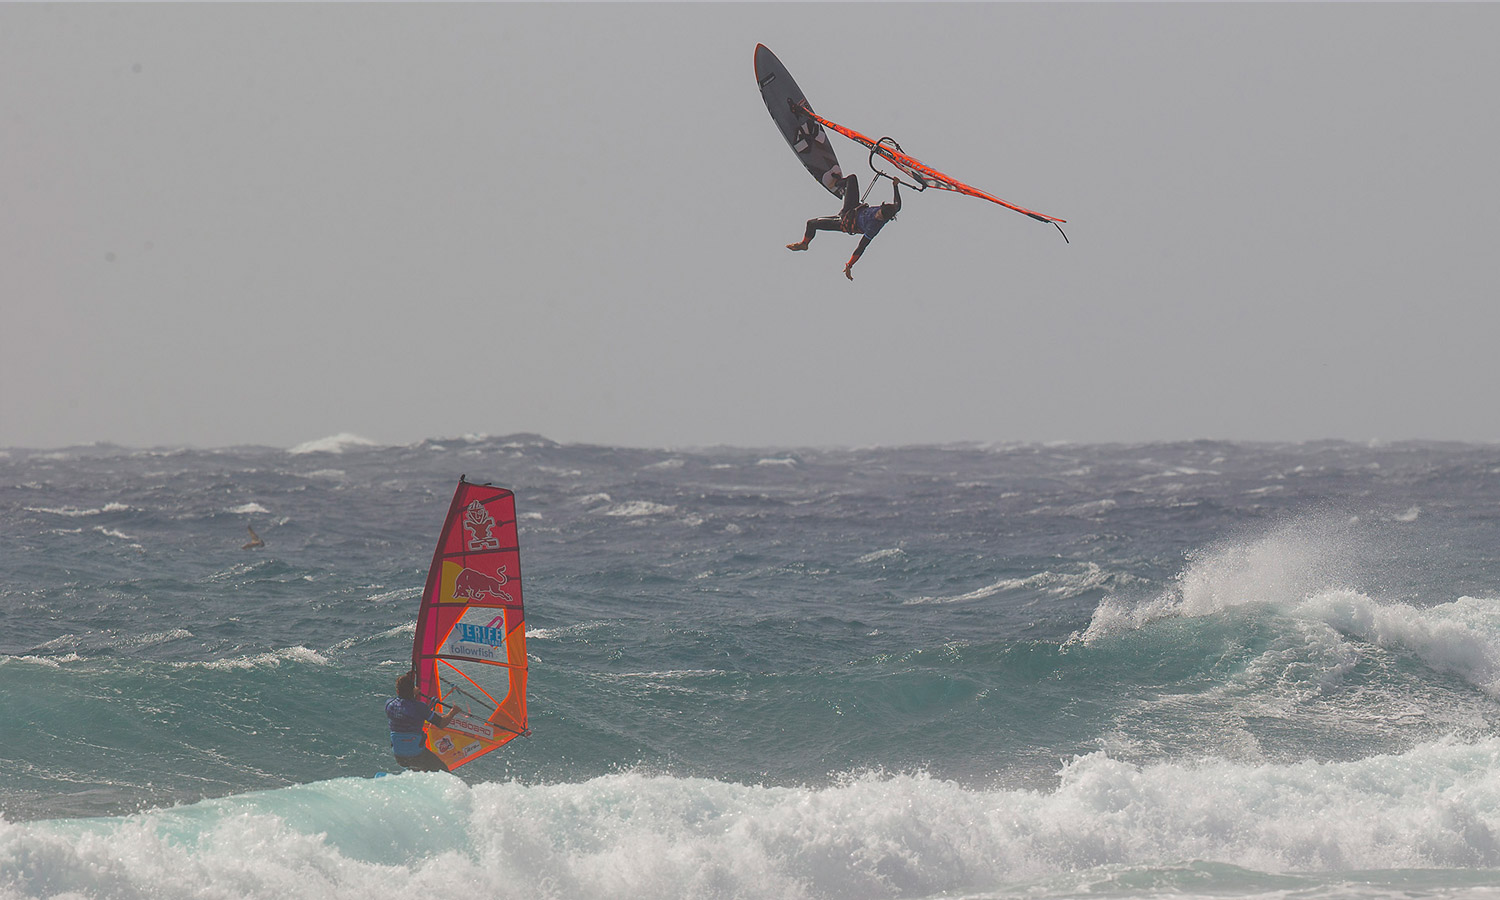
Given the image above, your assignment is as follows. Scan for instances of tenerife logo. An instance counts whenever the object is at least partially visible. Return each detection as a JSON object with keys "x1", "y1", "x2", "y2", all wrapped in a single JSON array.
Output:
[
  {"x1": 456, "y1": 614, "x2": 507, "y2": 647},
  {"x1": 464, "y1": 500, "x2": 500, "y2": 551},
  {"x1": 454, "y1": 565, "x2": 512, "y2": 603},
  {"x1": 453, "y1": 614, "x2": 508, "y2": 661}
]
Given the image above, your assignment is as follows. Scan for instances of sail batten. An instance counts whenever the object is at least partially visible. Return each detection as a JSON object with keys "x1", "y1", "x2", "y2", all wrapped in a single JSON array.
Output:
[{"x1": 410, "y1": 478, "x2": 529, "y2": 770}]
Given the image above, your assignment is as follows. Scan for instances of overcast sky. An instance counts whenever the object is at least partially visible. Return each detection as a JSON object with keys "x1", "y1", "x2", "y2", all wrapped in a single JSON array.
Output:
[{"x1": 4, "y1": 3, "x2": 1497, "y2": 451}]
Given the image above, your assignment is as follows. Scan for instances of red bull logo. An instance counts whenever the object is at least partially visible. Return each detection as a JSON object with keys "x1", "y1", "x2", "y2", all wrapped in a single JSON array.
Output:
[
  {"x1": 453, "y1": 565, "x2": 512, "y2": 603},
  {"x1": 464, "y1": 500, "x2": 500, "y2": 551}
]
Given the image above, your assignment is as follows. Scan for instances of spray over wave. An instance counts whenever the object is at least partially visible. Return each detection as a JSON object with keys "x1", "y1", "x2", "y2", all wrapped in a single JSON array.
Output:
[
  {"x1": 1068, "y1": 517, "x2": 1500, "y2": 695},
  {"x1": 1070, "y1": 516, "x2": 1366, "y2": 645}
]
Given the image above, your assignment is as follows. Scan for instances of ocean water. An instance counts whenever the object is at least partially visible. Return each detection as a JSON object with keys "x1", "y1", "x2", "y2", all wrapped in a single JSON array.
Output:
[{"x1": 5, "y1": 436, "x2": 1500, "y2": 900}]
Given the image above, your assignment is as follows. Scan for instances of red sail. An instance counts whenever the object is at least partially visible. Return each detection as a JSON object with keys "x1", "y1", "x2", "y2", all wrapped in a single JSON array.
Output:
[{"x1": 411, "y1": 478, "x2": 528, "y2": 770}]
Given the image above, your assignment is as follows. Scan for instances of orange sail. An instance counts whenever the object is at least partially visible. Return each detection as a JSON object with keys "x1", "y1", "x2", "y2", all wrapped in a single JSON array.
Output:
[
  {"x1": 411, "y1": 478, "x2": 529, "y2": 770},
  {"x1": 803, "y1": 108, "x2": 1068, "y2": 234}
]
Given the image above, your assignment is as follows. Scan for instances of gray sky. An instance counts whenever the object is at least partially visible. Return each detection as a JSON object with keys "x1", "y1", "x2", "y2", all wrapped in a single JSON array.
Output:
[{"x1": 4, "y1": 3, "x2": 1497, "y2": 450}]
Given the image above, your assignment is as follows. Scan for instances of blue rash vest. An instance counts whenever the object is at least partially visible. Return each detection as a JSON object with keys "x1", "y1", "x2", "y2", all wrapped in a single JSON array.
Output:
[
  {"x1": 385, "y1": 697, "x2": 441, "y2": 757},
  {"x1": 852, "y1": 206, "x2": 888, "y2": 239}
]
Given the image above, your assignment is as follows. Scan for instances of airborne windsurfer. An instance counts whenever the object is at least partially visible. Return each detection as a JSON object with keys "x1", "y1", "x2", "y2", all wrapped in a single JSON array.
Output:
[
  {"x1": 786, "y1": 173, "x2": 900, "y2": 281},
  {"x1": 385, "y1": 670, "x2": 460, "y2": 772}
]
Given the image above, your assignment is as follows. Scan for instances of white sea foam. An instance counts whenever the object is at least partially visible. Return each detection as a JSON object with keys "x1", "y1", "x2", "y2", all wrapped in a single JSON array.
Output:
[
  {"x1": 32, "y1": 634, "x2": 83, "y2": 652},
  {"x1": 298, "y1": 468, "x2": 346, "y2": 480},
  {"x1": 362, "y1": 587, "x2": 419, "y2": 604},
  {"x1": 26, "y1": 502, "x2": 129, "y2": 518},
  {"x1": 228, "y1": 502, "x2": 270, "y2": 515},
  {"x1": 0, "y1": 652, "x2": 83, "y2": 667},
  {"x1": 129, "y1": 629, "x2": 193, "y2": 648},
  {"x1": 856, "y1": 548, "x2": 905, "y2": 564},
  {"x1": 331, "y1": 624, "x2": 412, "y2": 651},
  {"x1": 756, "y1": 457, "x2": 798, "y2": 467},
  {"x1": 9, "y1": 743, "x2": 1500, "y2": 900},
  {"x1": 605, "y1": 668, "x2": 726, "y2": 679},
  {"x1": 205, "y1": 562, "x2": 259, "y2": 583},
  {"x1": 288, "y1": 433, "x2": 377, "y2": 455},
  {"x1": 523, "y1": 622, "x2": 609, "y2": 642},
  {"x1": 599, "y1": 500, "x2": 676, "y2": 517},
  {"x1": 1061, "y1": 498, "x2": 1118, "y2": 518},
  {"x1": 911, "y1": 563, "x2": 1127, "y2": 605},
  {"x1": 172, "y1": 646, "x2": 329, "y2": 670},
  {"x1": 907, "y1": 580, "x2": 1013, "y2": 605}
]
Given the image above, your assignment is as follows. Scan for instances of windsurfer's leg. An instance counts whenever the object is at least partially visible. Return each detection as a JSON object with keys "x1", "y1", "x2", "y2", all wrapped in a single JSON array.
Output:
[
  {"x1": 809, "y1": 217, "x2": 844, "y2": 236},
  {"x1": 840, "y1": 175, "x2": 861, "y2": 217},
  {"x1": 790, "y1": 217, "x2": 841, "y2": 250}
]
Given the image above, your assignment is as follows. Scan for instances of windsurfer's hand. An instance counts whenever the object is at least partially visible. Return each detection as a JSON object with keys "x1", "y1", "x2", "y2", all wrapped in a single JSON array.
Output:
[{"x1": 844, "y1": 264, "x2": 854, "y2": 281}]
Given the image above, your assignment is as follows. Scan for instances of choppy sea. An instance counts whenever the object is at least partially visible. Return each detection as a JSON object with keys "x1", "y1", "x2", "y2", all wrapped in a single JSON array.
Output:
[{"x1": 6, "y1": 435, "x2": 1500, "y2": 900}]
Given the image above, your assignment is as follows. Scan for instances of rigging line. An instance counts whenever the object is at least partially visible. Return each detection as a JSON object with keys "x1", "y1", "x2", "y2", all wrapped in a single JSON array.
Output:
[
  {"x1": 425, "y1": 652, "x2": 525, "y2": 670},
  {"x1": 426, "y1": 680, "x2": 496, "y2": 716},
  {"x1": 868, "y1": 137, "x2": 923, "y2": 192},
  {"x1": 417, "y1": 670, "x2": 501, "y2": 712},
  {"x1": 438, "y1": 672, "x2": 501, "y2": 711}
]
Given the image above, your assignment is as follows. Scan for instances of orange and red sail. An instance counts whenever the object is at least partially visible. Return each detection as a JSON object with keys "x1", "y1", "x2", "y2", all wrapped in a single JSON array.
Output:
[
  {"x1": 411, "y1": 478, "x2": 528, "y2": 770},
  {"x1": 802, "y1": 108, "x2": 1067, "y2": 230}
]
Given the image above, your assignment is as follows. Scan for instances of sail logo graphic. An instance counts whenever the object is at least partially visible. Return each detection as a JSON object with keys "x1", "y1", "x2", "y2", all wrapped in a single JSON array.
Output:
[
  {"x1": 450, "y1": 614, "x2": 509, "y2": 661},
  {"x1": 449, "y1": 719, "x2": 496, "y2": 741},
  {"x1": 453, "y1": 565, "x2": 512, "y2": 603},
  {"x1": 456, "y1": 616, "x2": 507, "y2": 648},
  {"x1": 464, "y1": 500, "x2": 500, "y2": 551}
]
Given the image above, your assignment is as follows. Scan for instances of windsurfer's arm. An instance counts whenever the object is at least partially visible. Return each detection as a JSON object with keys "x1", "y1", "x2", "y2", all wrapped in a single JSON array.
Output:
[
  {"x1": 425, "y1": 702, "x2": 460, "y2": 729},
  {"x1": 890, "y1": 180, "x2": 901, "y2": 212},
  {"x1": 845, "y1": 236, "x2": 873, "y2": 280}
]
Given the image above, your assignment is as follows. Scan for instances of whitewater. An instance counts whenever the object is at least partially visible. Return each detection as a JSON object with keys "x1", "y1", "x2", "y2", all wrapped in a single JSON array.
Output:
[{"x1": 5, "y1": 436, "x2": 1500, "y2": 900}]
